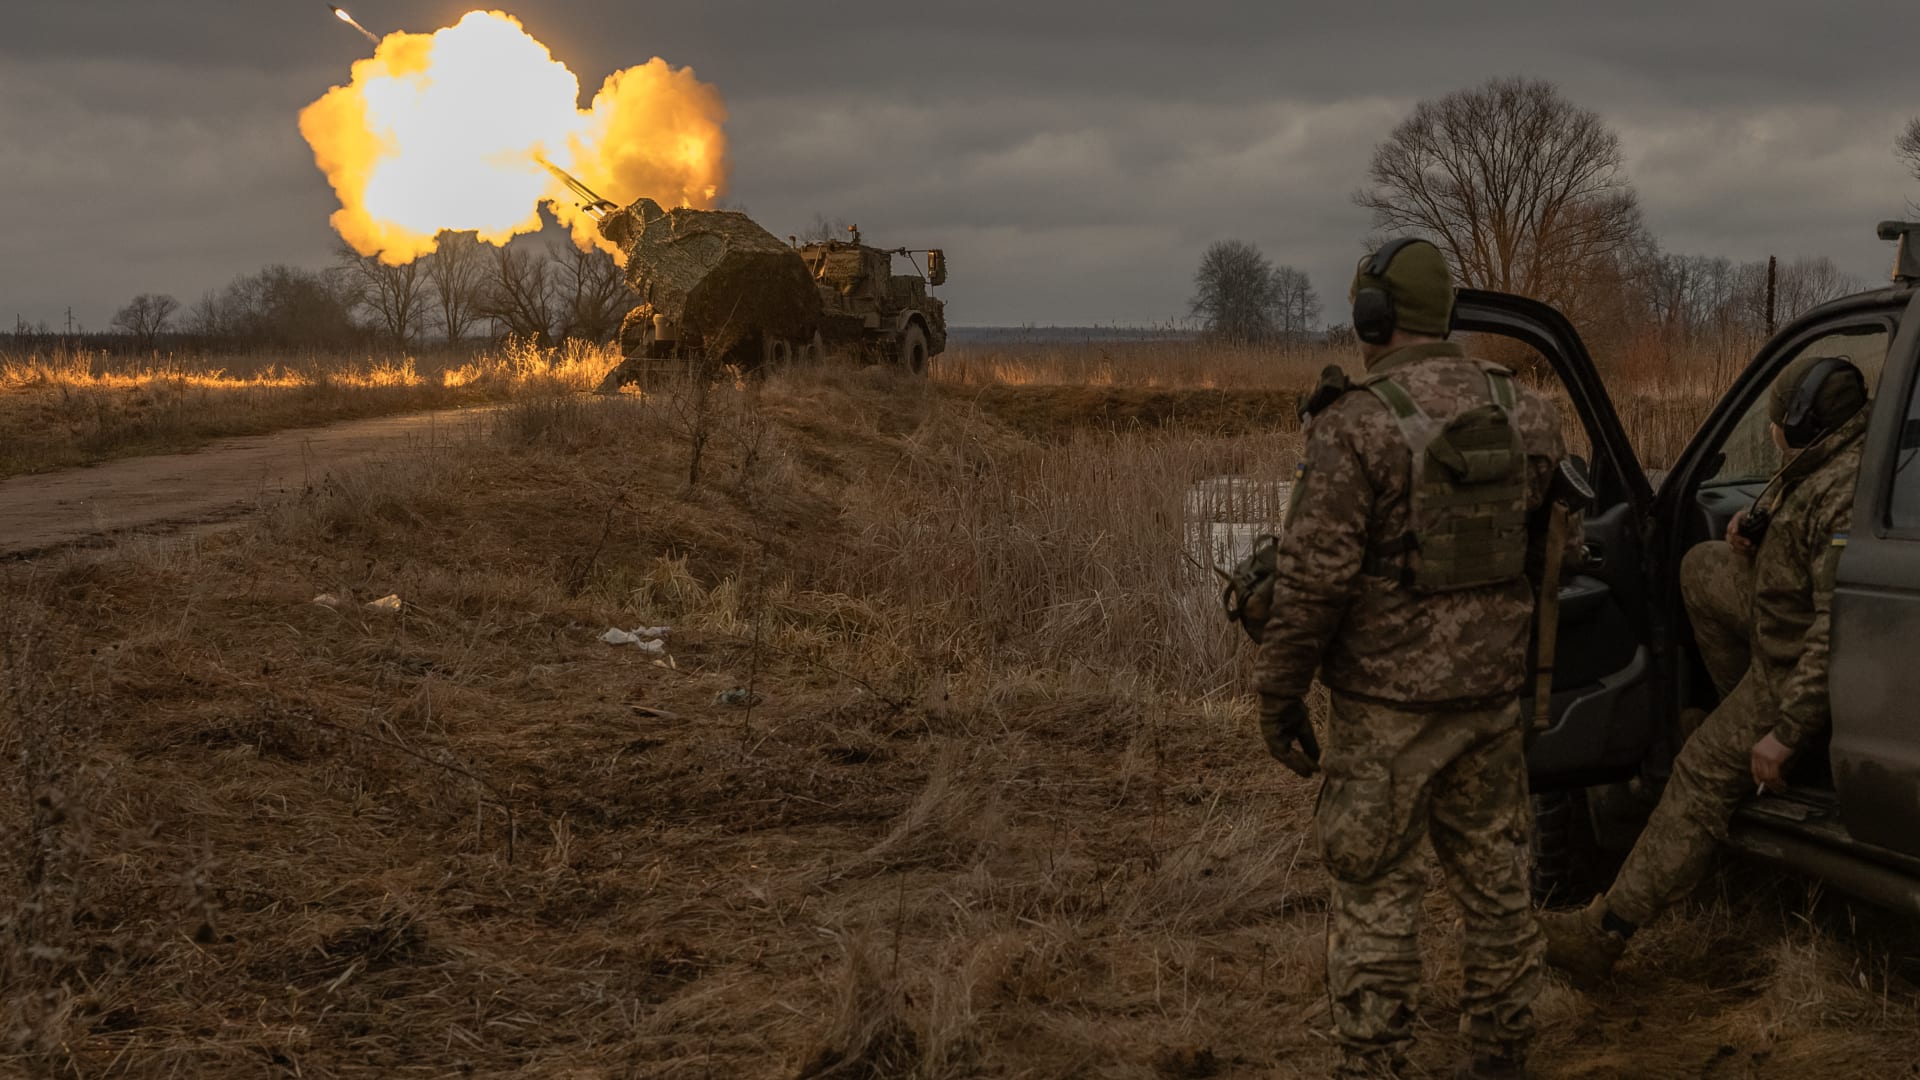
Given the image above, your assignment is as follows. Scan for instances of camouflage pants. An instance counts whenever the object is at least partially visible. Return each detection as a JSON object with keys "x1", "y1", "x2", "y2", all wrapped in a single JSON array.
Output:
[
  {"x1": 1317, "y1": 692, "x2": 1542, "y2": 1074},
  {"x1": 1607, "y1": 541, "x2": 1763, "y2": 927},
  {"x1": 1681, "y1": 540, "x2": 1755, "y2": 696}
]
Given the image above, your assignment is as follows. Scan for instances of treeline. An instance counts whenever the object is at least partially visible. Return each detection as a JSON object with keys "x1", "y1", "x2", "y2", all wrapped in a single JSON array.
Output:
[
  {"x1": 1194, "y1": 77, "x2": 1914, "y2": 365},
  {"x1": 9, "y1": 231, "x2": 636, "y2": 357},
  {"x1": 1353, "y1": 77, "x2": 1894, "y2": 368},
  {"x1": 1576, "y1": 248, "x2": 1861, "y2": 366},
  {"x1": 1189, "y1": 239, "x2": 1321, "y2": 345}
]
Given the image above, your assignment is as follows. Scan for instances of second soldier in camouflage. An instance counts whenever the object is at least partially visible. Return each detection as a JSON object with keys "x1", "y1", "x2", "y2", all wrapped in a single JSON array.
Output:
[{"x1": 1253, "y1": 239, "x2": 1573, "y2": 1079}]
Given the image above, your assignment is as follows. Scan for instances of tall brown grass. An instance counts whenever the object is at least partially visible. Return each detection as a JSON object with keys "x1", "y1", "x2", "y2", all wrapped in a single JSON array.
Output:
[
  {"x1": 935, "y1": 338, "x2": 1340, "y2": 390},
  {"x1": 0, "y1": 365, "x2": 1913, "y2": 1077},
  {"x1": 0, "y1": 338, "x2": 622, "y2": 477},
  {"x1": 940, "y1": 334, "x2": 1738, "y2": 470},
  {"x1": 2, "y1": 331, "x2": 1743, "y2": 480}
]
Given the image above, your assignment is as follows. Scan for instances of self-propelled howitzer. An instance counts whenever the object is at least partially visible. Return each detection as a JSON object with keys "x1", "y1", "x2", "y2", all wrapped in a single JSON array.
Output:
[{"x1": 542, "y1": 162, "x2": 948, "y2": 389}]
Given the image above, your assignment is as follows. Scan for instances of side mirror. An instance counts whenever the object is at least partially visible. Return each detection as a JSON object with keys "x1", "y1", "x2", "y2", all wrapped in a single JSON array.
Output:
[
  {"x1": 1878, "y1": 221, "x2": 1920, "y2": 283},
  {"x1": 926, "y1": 249, "x2": 947, "y2": 287}
]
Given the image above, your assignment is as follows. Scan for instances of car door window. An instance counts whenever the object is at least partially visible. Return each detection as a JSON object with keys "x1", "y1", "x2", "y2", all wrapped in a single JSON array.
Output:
[
  {"x1": 1704, "y1": 326, "x2": 1892, "y2": 487},
  {"x1": 1890, "y1": 370, "x2": 1920, "y2": 530}
]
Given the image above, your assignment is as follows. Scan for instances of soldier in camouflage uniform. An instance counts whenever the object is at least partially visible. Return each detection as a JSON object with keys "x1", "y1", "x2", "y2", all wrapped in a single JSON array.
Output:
[
  {"x1": 1254, "y1": 240, "x2": 1572, "y2": 1080},
  {"x1": 1540, "y1": 355, "x2": 1869, "y2": 979}
]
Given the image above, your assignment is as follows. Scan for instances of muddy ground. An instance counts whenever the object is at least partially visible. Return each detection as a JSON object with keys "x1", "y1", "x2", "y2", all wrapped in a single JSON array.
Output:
[{"x1": 0, "y1": 371, "x2": 1915, "y2": 1078}]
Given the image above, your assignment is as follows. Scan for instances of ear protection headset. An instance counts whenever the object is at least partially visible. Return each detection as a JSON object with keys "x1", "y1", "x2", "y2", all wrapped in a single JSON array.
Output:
[
  {"x1": 1352, "y1": 238, "x2": 1429, "y2": 346},
  {"x1": 1780, "y1": 355, "x2": 1864, "y2": 449}
]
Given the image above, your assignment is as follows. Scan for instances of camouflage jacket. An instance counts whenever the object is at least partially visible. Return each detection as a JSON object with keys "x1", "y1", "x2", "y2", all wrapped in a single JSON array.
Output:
[
  {"x1": 1749, "y1": 411, "x2": 1867, "y2": 749},
  {"x1": 1254, "y1": 342, "x2": 1570, "y2": 709}
]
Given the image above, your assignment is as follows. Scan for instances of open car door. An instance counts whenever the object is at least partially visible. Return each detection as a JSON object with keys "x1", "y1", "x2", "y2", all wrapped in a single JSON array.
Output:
[
  {"x1": 1822, "y1": 288, "x2": 1920, "y2": 857},
  {"x1": 1632, "y1": 280, "x2": 1918, "y2": 905},
  {"x1": 1451, "y1": 290, "x2": 1666, "y2": 789}
]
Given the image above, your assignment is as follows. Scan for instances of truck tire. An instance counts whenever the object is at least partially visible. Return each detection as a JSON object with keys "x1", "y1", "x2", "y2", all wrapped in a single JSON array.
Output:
[
  {"x1": 1529, "y1": 784, "x2": 1638, "y2": 908},
  {"x1": 618, "y1": 309, "x2": 655, "y2": 360},
  {"x1": 1530, "y1": 789, "x2": 1580, "y2": 907},
  {"x1": 762, "y1": 336, "x2": 794, "y2": 368},
  {"x1": 895, "y1": 324, "x2": 930, "y2": 376},
  {"x1": 601, "y1": 319, "x2": 665, "y2": 392}
]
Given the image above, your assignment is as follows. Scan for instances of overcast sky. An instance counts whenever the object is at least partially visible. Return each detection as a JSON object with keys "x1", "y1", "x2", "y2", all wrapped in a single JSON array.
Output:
[{"x1": 4, "y1": 1, "x2": 1916, "y2": 332}]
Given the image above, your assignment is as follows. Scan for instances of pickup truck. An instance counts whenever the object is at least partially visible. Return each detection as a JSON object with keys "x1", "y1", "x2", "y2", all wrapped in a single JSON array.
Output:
[{"x1": 1473, "y1": 221, "x2": 1920, "y2": 912}]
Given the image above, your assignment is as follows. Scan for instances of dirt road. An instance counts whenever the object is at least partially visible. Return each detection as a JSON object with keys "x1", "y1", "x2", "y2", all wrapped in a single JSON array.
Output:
[{"x1": 0, "y1": 407, "x2": 490, "y2": 558}]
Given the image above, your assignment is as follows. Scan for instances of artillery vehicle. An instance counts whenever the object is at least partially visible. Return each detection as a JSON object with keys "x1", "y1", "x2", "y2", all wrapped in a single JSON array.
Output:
[
  {"x1": 795, "y1": 226, "x2": 948, "y2": 375},
  {"x1": 545, "y1": 164, "x2": 947, "y2": 389}
]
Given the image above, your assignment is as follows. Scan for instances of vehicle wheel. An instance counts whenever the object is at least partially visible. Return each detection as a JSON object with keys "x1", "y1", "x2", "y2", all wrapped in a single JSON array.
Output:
[
  {"x1": 1530, "y1": 789, "x2": 1581, "y2": 907},
  {"x1": 594, "y1": 361, "x2": 636, "y2": 395},
  {"x1": 602, "y1": 320, "x2": 659, "y2": 393},
  {"x1": 801, "y1": 330, "x2": 826, "y2": 364},
  {"x1": 895, "y1": 324, "x2": 930, "y2": 376},
  {"x1": 762, "y1": 336, "x2": 794, "y2": 368},
  {"x1": 617, "y1": 309, "x2": 654, "y2": 359},
  {"x1": 1529, "y1": 785, "x2": 1635, "y2": 908},
  {"x1": 1585, "y1": 776, "x2": 1657, "y2": 854}
]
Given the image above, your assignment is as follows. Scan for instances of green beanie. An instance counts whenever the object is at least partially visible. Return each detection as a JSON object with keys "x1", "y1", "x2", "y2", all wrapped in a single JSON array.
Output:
[
  {"x1": 1350, "y1": 239, "x2": 1455, "y2": 337},
  {"x1": 1768, "y1": 355, "x2": 1867, "y2": 436}
]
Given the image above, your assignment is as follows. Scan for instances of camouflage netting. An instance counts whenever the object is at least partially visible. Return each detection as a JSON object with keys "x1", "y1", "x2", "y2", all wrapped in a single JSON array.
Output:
[{"x1": 601, "y1": 199, "x2": 820, "y2": 352}]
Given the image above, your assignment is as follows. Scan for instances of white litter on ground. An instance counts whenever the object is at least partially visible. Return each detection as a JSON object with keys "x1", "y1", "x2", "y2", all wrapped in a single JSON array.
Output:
[{"x1": 601, "y1": 626, "x2": 673, "y2": 652}]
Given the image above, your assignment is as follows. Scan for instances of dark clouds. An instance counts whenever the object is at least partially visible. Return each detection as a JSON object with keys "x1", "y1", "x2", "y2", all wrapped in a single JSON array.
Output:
[{"x1": 3, "y1": 1, "x2": 1915, "y2": 330}]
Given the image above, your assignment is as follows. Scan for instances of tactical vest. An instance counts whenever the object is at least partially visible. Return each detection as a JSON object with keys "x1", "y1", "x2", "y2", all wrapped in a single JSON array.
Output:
[{"x1": 1363, "y1": 364, "x2": 1529, "y2": 592}]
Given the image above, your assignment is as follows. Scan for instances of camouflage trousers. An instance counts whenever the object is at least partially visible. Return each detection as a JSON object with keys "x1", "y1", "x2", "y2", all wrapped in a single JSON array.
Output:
[
  {"x1": 1607, "y1": 541, "x2": 1761, "y2": 926},
  {"x1": 1680, "y1": 540, "x2": 1755, "y2": 697},
  {"x1": 1317, "y1": 692, "x2": 1542, "y2": 1075}
]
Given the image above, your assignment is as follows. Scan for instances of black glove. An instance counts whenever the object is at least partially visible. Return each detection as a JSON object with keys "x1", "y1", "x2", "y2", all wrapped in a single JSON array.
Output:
[{"x1": 1258, "y1": 696, "x2": 1321, "y2": 777}]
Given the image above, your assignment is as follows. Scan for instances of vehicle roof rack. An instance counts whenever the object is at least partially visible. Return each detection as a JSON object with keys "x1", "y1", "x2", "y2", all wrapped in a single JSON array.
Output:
[{"x1": 1876, "y1": 221, "x2": 1920, "y2": 283}]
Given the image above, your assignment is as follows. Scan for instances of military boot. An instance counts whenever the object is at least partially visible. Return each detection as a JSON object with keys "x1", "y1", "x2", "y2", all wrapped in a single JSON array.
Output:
[
  {"x1": 1456, "y1": 1050, "x2": 1527, "y2": 1079},
  {"x1": 1538, "y1": 896, "x2": 1628, "y2": 982}
]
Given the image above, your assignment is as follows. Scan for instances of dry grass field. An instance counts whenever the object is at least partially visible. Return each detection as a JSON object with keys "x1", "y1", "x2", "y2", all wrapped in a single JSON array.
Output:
[
  {"x1": 0, "y1": 340, "x2": 617, "y2": 479},
  {"x1": 1, "y1": 339, "x2": 1915, "y2": 1077}
]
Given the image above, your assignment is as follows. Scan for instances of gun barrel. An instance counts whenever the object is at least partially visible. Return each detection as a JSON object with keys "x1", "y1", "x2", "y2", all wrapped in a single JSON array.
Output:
[{"x1": 536, "y1": 157, "x2": 618, "y2": 220}]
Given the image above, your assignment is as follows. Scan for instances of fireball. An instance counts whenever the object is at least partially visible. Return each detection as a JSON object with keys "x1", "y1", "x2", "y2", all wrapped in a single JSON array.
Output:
[{"x1": 299, "y1": 10, "x2": 728, "y2": 264}]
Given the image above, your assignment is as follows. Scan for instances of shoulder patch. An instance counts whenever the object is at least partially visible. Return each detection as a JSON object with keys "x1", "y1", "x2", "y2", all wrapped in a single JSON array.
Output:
[{"x1": 1831, "y1": 533, "x2": 1849, "y2": 547}]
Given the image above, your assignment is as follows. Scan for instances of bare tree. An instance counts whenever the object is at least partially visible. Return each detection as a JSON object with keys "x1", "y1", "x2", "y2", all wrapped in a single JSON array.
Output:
[
  {"x1": 1191, "y1": 240, "x2": 1274, "y2": 342},
  {"x1": 552, "y1": 242, "x2": 634, "y2": 343},
  {"x1": 1271, "y1": 266, "x2": 1321, "y2": 338},
  {"x1": 1632, "y1": 249, "x2": 1856, "y2": 353},
  {"x1": 184, "y1": 292, "x2": 224, "y2": 339},
  {"x1": 480, "y1": 243, "x2": 558, "y2": 346},
  {"x1": 196, "y1": 265, "x2": 359, "y2": 350},
  {"x1": 1643, "y1": 252, "x2": 1739, "y2": 345},
  {"x1": 423, "y1": 231, "x2": 489, "y2": 346},
  {"x1": 1775, "y1": 256, "x2": 1862, "y2": 323},
  {"x1": 336, "y1": 243, "x2": 429, "y2": 349},
  {"x1": 1191, "y1": 240, "x2": 1318, "y2": 343},
  {"x1": 109, "y1": 293, "x2": 179, "y2": 351},
  {"x1": 1356, "y1": 77, "x2": 1642, "y2": 314},
  {"x1": 1900, "y1": 117, "x2": 1920, "y2": 182}
]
